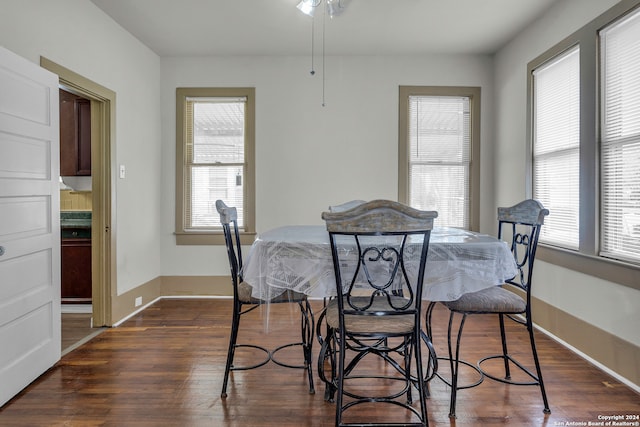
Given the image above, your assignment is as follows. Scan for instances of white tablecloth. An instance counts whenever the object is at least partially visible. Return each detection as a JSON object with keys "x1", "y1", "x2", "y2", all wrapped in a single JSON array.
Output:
[{"x1": 241, "y1": 225, "x2": 518, "y2": 302}]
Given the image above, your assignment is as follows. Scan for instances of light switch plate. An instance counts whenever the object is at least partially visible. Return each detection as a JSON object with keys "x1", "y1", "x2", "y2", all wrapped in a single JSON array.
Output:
[{"x1": 119, "y1": 164, "x2": 126, "y2": 179}]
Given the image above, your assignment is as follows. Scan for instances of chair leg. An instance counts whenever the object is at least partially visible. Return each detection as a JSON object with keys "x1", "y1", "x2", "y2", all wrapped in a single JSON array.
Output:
[
  {"x1": 300, "y1": 300, "x2": 316, "y2": 394},
  {"x1": 403, "y1": 336, "x2": 414, "y2": 405},
  {"x1": 425, "y1": 301, "x2": 436, "y2": 339},
  {"x1": 335, "y1": 330, "x2": 346, "y2": 427},
  {"x1": 221, "y1": 302, "x2": 271, "y2": 399},
  {"x1": 478, "y1": 313, "x2": 551, "y2": 415},
  {"x1": 401, "y1": 332, "x2": 430, "y2": 425},
  {"x1": 422, "y1": 302, "x2": 438, "y2": 396},
  {"x1": 427, "y1": 305, "x2": 483, "y2": 418},
  {"x1": 413, "y1": 330, "x2": 429, "y2": 426},
  {"x1": 447, "y1": 311, "x2": 468, "y2": 419},
  {"x1": 331, "y1": 329, "x2": 430, "y2": 426},
  {"x1": 318, "y1": 326, "x2": 337, "y2": 402},
  {"x1": 221, "y1": 305, "x2": 241, "y2": 398},
  {"x1": 498, "y1": 314, "x2": 512, "y2": 379},
  {"x1": 315, "y1": 305, "x2": 338, "y2": 402},
  {"x1": 420, "y1": 328, "x2": 438, "y2": 393},
  {"x1": 527, "y1": 317, "x2": 551, "y2": 414}
]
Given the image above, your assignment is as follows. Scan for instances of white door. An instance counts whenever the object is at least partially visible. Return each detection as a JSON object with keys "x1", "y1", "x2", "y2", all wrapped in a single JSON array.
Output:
[{"x1": 0, "y1": 46, "x2": 60, "y2": 407}]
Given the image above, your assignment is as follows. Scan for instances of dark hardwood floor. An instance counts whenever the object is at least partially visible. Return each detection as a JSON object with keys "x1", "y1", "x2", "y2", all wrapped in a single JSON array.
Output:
[{"x1": 1, "y1": 298, "x2": 637, "y2": 426}]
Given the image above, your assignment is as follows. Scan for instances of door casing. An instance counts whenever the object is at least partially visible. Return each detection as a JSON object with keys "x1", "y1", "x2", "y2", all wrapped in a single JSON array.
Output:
[{"x1": 40, "y1": 57, "x2": 116, "y2": 327}]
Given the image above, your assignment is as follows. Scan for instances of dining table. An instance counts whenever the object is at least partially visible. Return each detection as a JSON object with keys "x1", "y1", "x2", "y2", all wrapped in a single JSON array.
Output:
[
  {"x1": 240, "y1": 223, "x2": 520, "y2": 399},
  {"x1": 241, "y1": 225, "x2": 518, "y2": 304}
]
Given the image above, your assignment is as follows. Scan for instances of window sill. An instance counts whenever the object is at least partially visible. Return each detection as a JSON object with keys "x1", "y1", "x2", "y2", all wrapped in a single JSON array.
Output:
[
  {"x1": 175, "y1": 231, "x2": 256, "y2": 246},
  {"x1": 537, "y1": 245, "x2": 640, "y2": 291}
]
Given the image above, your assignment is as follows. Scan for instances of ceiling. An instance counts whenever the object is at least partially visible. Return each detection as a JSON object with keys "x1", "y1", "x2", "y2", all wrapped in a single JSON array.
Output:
[{"x1": 90, "y1": 0, "x2": 561, "y2": 57}]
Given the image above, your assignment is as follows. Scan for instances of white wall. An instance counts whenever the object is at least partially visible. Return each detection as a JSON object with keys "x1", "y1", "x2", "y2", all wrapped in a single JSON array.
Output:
[
  {"x1": 2, "y1": 0, "x2": 636, "y2": 368},
  {"x1": 0, "y1": 0, "x2": 163, "y2": 295},
  {"x1": 159, "y1": 54, "x2": 495, "y2": 275},
  {"x1": 493, "y1": 0, "x2": 640, "y2": 347}
]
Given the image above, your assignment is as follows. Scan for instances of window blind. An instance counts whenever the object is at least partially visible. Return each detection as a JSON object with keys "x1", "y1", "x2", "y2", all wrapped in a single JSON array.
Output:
[
  {"x1": 185, "y1": 97, "x2": 246, "y2": 229},
  {"x1": 532, "y1": 46, "x2": 580, "y2": 249},
  {"x1": 600, "y1": 8, "x2": 640, "y2": 263},
  {"x1": 408, "y1": 96, "x2": 470, "y2": 229}
]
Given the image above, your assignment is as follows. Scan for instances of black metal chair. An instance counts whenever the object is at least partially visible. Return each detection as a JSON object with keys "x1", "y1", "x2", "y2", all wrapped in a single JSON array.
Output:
[
  {"x1": 321, "y1": 200, "x2": 437, "y2": 427},
  {"x1": 216, "y1": 200, "x2": 314, "y2": 398},
  {"x1": 426, "y1": 199, "x2": 551, "y2": 418}
]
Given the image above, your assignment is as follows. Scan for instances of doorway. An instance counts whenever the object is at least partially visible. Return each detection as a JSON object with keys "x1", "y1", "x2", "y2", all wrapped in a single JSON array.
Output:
[
  {"x1": 41, "y1": 57, "x2": 116, "y2": 330},
  {"x1": 59, "y1": 88, "x2": 93, "y2": 313},
  {"x1": 61, "y1": 312, "x2": 106, "y2": 355}
]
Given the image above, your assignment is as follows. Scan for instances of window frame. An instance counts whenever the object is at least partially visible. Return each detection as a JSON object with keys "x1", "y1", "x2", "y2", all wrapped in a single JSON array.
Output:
[
  {"x1": 531, "y1": 45, "x2": 581, "y2": 250},
  {"x1": 398, "y1": 86, "x2": 481, "y2": 231},
  {"x1": 526, "y1": 0, "x2": 640, "y2": 290},
  {"x1": 175, "y1": 87, "x2": 256, "y2": 245}
]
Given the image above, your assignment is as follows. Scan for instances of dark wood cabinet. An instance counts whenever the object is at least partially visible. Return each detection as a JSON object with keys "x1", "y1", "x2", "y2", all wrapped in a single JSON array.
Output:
[
  {"x1": 61, "y1": 235, "x2": 92, "y2": 303},
  {"x1": 60, "y1": 89, "x2": 91, "y2": 176}
]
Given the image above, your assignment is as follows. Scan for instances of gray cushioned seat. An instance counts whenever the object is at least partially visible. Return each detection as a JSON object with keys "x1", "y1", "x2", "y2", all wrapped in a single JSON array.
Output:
[
  {"x1": 238, "y1": 281, "x2": 307, "y2": 304},
  {"x1": 442, "y1": 285, "x2": 526, "y2": 314}
]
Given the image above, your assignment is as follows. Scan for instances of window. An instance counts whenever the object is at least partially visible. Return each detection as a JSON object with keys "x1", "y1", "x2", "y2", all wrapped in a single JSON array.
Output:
[
  {"x1": 532, "y1": 46, "x2": 580, "y2": 249},
  {"x1": 600, "y1": 9, "x2": 640, "y2": 264},
  {"x1": 399, "y1": 86, "x2": 480, "y2": 230},
  {"x1": 175, "y1": 88, "x2": 255, "y2": 245},
  {"x1": 526, "y1": 1, "x2": 640, "y2": 287}
]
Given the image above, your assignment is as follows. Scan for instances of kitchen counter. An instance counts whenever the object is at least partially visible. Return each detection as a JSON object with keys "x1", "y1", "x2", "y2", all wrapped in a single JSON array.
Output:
[{"x1": 61, "y1": 211, "x2": 91, "y2": 238}]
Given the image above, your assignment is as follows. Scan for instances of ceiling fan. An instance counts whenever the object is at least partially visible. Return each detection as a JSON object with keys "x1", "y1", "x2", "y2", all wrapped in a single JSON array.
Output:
[{"x1": 296, "y1": 0, "x2": 352, "y2": 18}]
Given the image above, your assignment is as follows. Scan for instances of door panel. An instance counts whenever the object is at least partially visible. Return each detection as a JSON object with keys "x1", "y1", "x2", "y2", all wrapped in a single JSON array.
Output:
[
  {"x1": 0, "y1": 46, "x2": 60, "y2": 407},
  {"x1": 0, "y1": 62, "x2": 52, "y2": 125},
  {"x1": 0, "y1": 196, "x2": 50, "y2": 238},
  {"x1": 0, "y1": 133, "x2": 50, "y2": 180},
  {"x1": 0, "y1": 250, "x2": 51, "y2": 304},
  {"x1": 0, "y1": 301, "x2": 54, "y2": 369}
]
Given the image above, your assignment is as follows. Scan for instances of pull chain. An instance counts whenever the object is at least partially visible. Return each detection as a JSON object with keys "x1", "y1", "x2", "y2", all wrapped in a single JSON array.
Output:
[
  {"x1": 306, "y1": 0, "x2": 328, "y2": 107},
  {"x1": 310, "y1": 15, "x2": 315, "y2": 76},
  {"x1": 322, "y1": 0, "x2": 326, "y2": 107}
]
